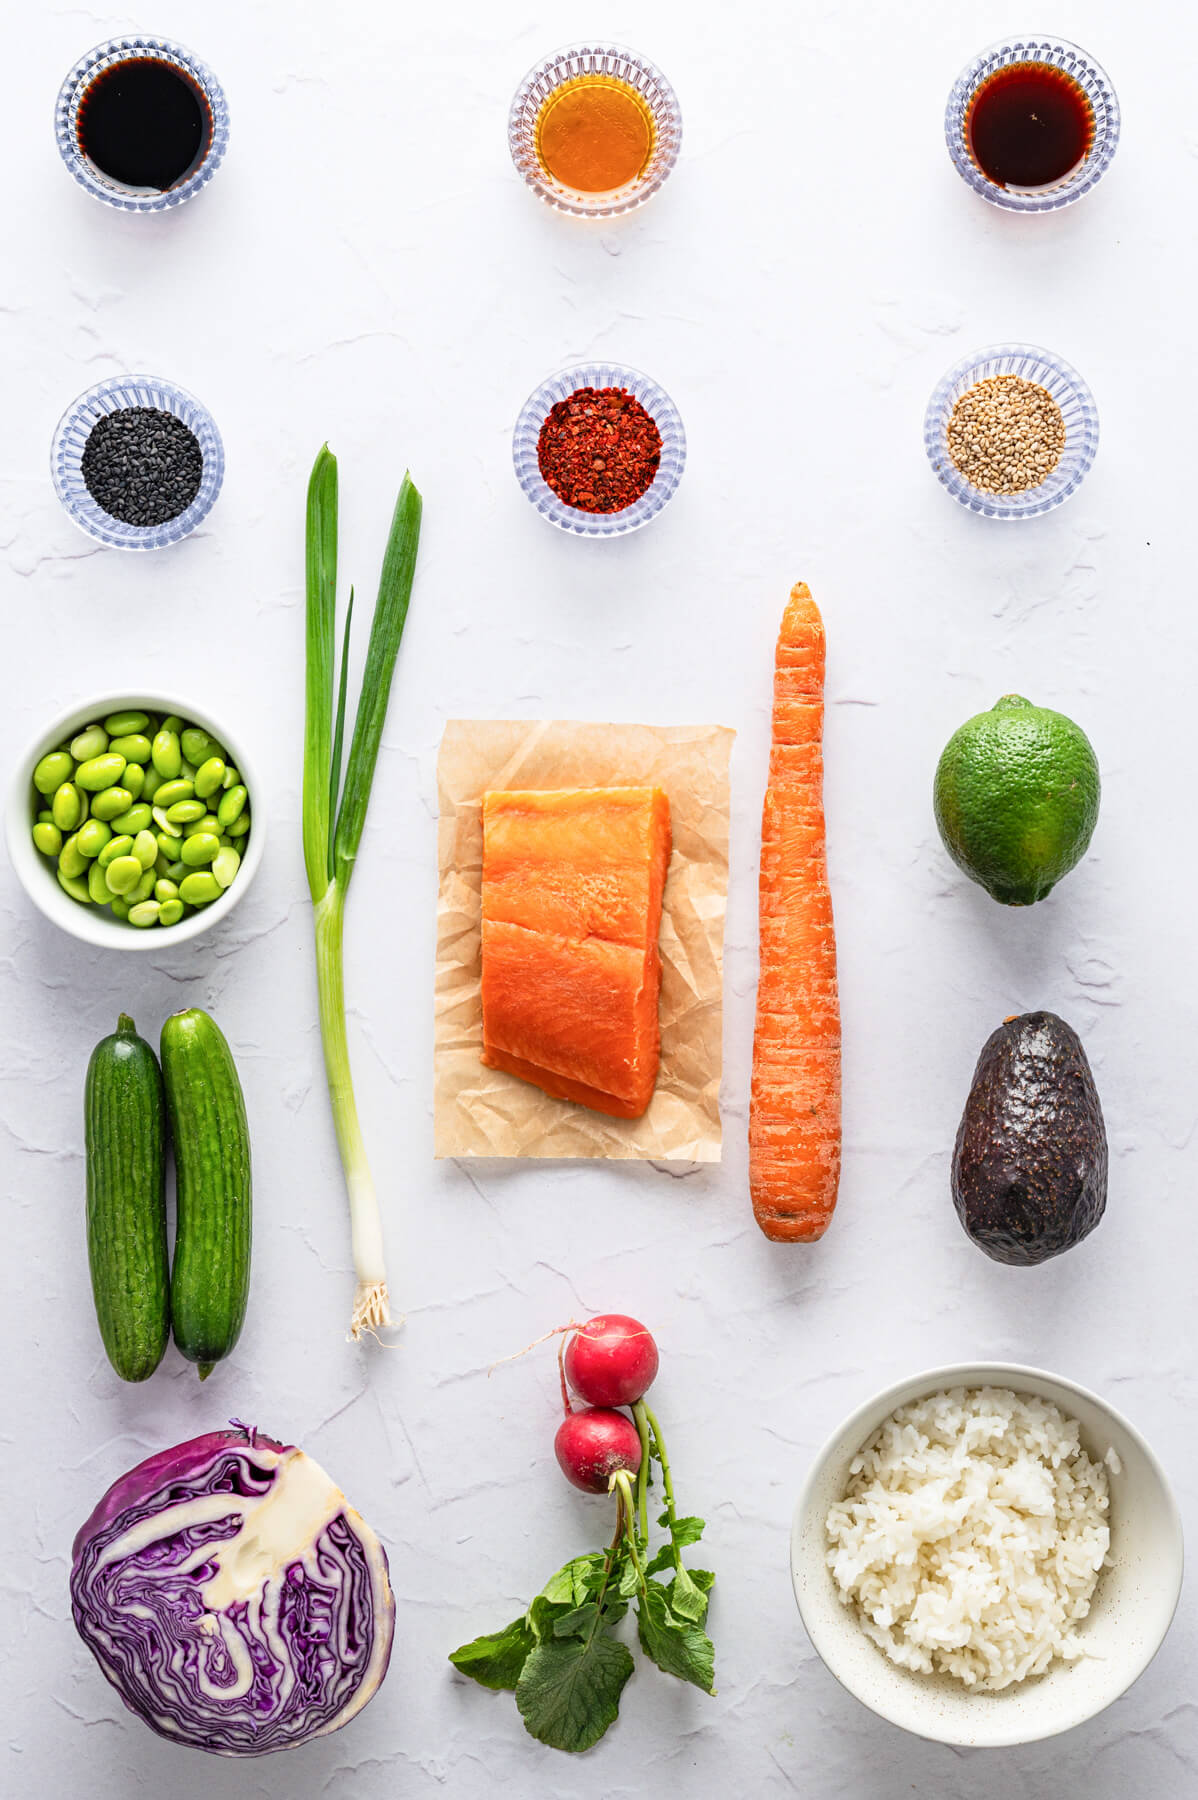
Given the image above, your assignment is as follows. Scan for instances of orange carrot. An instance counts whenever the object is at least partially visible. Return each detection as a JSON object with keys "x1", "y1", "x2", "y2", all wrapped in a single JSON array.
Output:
[{"x1": 749, "y1": 584, "x2": 842, "y2": 1241}]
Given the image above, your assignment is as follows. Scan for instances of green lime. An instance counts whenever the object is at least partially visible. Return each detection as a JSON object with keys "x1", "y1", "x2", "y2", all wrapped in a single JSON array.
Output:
[{"x1": 933, "y1": 694, "x2": 1100, "y2": 906}]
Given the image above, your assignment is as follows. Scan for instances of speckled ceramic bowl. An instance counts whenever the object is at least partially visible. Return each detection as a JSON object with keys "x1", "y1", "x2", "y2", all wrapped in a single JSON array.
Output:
[
  {"x1": 7, "y1": 692, "x2": 263, "y2": 952},
  {"x1": 791, "y1": 1363, "x2": 1183, "y2": 1746}
]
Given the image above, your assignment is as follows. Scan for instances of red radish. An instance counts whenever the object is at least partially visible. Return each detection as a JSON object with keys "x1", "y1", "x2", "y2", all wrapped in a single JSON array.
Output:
[
  {"x1": 554, "y1": 1408, "x2": 642, "y2": 1494},
  {"x1": 564, "y1": 1315, "x2": 659, "y2": 1409}
]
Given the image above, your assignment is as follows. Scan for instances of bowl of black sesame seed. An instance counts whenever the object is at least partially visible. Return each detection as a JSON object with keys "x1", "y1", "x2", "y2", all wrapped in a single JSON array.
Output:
[
  {"x1": 51, "y1": 374, "x2": 224, "y2": 549},
  {"x1": 923, "y1": 343, "x2": 1099, "y2": 520}
]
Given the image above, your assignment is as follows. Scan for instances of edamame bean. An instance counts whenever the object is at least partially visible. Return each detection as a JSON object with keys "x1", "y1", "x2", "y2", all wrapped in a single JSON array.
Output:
[
  {"x1": 151, "y1": 730, "x2": 182, "y2": 780},
  {"x1": 70, "y1": 724, "x2": 108, "y2": 762},
  {"x1": 166, "y1": 800, "x2": 205, "y2": 825},
  {"x1": 33, "y1": 750, "x2": 74, "y2": 796},
  {"x1": 90, "y1": 786, "x2": 133, "y2": 822},
  {"x1": 152, "y1": 806, "x2": 182, "y2": 838},
  {"x1": 153, "y1": 779, "x2": 195, "y2": 810},
  {"x1": 217, "y1": 785, "x2": 247, "y2": 827},
  {"x1": 164, "y1": 859, "x2": 187, "y2": 882},
  {"x1": 52, "y1": 782, "x2": 84, "y2": 832},
  {"x1": 227, "y1": 813, "x2": 251, "y2": 839},
  {"x1": 179, "y1": 871, "x2": 221, "y2": 905},
  {"x1": 181, "y1": 728, "x2": 219, "y2": 766},
  {"x1": 212, "y1": 847, "x2": 241, "y2": 889},
  {"x1": 99, "y1": 836, "x2": 134, "y2": 869},
  {"x1": 57, "y1": 867, "x2": 92, "y2": 904},
  {"x1": 180, "y1": 832, "x2": 220, "y2": 868},
  {"x1": 140, "y1": 765, "x2": 163, "y2": 802},
  {"x1": 158, "y1": 898, "x2": 184, "y2": 926},
  {"x1": 59, "y1": 833, "x2": 88, "y2": 879},
  {"x1": 222, "y1": 765, "x2": 239, "y2": 789},
  {"x1": 104, "y1": 711, "x2": 150, "y2": 737},
  {"x1": 37, "y1": 808, "x2": 54, "y2": 823},
  {"x1": 155, "y1": 879, "x2": 179, "y2": 902},
  {"x1": 131, "y1": 869, "x2": 157, "y2": 904},
  {"x1": 160, "y1": 714, "x2": 184, "y2": 734},
  {"x1": 109, "y1": 897, "x2": 130, "y2": 921},
  {"x1": 183, "y1": 814, "x2": 221, "y2": 838},
  {"x1": 104, "y1": 855, "x2": 142, "y2": 896},
  {"x1": 123, "y1": 764, "x2": 145, "y2": 799},
  {"x1": 110, "y1": 804, "x2": 152, "y2": 836},
  {"x1": 194, "y1": 757, "x2": 226, "y2": 799},
  {"x1": 32, "y1": 821, "x2": 62, "y2": 856},
  {"x1": 109, "y1": 734, "x2": 152, "y2": 764},
  {"x1": 76, "y1": 753, "x2": 127, "y2": 792},
  {"x1": 179, "y1": 759, "x2": 199, "y2": 783},
  {"x1": 87, "y1": 860, "x2": 113, "y2": 905},
  {"x1": 128, "y1": 900, "x2": 161, "y2": 928},
  {"x1": 133, "y1": 830, "x2": 159, "y2": 870},
  {"x1": 155, "y1": 831, "x2": 180, "y2": 860},
  {"x1": 76, "y1": 819, "x2": 112, "y2": 859}
]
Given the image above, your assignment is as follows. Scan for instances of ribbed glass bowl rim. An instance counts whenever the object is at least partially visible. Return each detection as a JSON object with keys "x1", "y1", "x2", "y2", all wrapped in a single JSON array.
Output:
[
  {"x1": 5, "y1": 690, "x2": 264, "y2": 953},
  {"x1": 945, "y1": 36, "x2": 1120, "y2": 212},
  {"x1": 924, "y1": 343, "x2": 1099, "y2": 521},
  {"x1": 513, "y1": 362, "x2": 686, "y2": 537},
  {"x1": 51, "y1": 375, "x2": 225, "y2": 551},
  {"x1": 508, "y1": 42, "x2": 682, "y2": 217},
  {"x1": 55, "y1": 34, "x2": 230, "y2": 212}
]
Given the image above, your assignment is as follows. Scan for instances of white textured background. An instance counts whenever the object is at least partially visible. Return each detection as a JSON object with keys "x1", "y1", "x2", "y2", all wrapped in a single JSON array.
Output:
[{"x1": 3, "y1": 1, "x2": 1195, "y2": 1793}]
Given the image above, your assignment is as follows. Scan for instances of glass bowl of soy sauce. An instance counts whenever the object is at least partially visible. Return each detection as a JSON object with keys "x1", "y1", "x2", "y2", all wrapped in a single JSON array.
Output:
[
  {"x1": 55, "y1": 36, "x2": 229, "y2": 211},
  {"x1": 945, "y1": 37, "x2": 1119, "y2": 212}
]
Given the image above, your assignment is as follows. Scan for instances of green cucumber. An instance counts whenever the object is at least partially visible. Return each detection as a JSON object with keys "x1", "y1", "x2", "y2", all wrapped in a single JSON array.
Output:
[
  {"x1": 85, "y1": 1015, "x2": 169, "y2": 1382},
  {"x1": 161, "y1": 1009, "x2": 252, "y2": 1379}
]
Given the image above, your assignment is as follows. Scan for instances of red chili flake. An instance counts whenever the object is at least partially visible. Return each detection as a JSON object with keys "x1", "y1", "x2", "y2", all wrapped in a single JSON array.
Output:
[{"x1": 537, "y1": 386, "x2": 662, "y2": 513}]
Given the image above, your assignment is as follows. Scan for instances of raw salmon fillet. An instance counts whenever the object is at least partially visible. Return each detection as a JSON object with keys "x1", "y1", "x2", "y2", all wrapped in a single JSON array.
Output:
[
  {"x1": 480, "y1": 788, "x2": 672, "y2": 1119},
  {"x1": 748, "y1": 585, "x2": 842, "y2": 1240}
]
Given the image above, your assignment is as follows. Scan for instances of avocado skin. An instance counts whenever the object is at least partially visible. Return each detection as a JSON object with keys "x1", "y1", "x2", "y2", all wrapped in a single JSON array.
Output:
[{"x1": 952, "y1": 1011, "x2": 1107, "y2": 1266}]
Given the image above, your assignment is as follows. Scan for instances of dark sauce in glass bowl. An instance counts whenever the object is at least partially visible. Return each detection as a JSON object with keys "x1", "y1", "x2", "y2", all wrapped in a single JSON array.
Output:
[
  {"x1": 966, "y1": 62, "x2": 1094, "y2": 190},
  {"x1": 76, "y1": 57, "x2": 213, "y2": 194}
]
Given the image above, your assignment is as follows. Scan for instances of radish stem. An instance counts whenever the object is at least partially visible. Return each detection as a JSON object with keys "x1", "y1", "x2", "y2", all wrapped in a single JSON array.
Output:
[
  {"x1": 632, "y1": 1400, "x2": 651, "y2": 1540},
  {"x1": 643, "y1": 1405, "x2": 682, "y2": 1572}
]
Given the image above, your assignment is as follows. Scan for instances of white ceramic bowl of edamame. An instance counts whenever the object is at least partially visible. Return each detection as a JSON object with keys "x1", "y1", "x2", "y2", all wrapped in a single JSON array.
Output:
[{"x1": 6, "y1": 693, "x2": 264, "y2": 951}]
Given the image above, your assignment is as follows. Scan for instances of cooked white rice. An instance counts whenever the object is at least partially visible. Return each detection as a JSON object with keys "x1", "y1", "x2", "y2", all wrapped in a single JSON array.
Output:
[{"x1": 825, "y1": 1386, "x2": 1110, "y2": 1690}]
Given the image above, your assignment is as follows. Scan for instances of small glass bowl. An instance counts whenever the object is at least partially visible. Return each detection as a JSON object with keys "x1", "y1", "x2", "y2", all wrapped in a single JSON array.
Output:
[
  {"x1": 513, "y1": 362, "x2": 686, "y2": 537},
  {"x1": 946, "y1": 37, "x2": 1119, "y2": 211},
  {"x1": 508, "y1": 43, "x2": 681, "y2": 217},
  {"x1": 924, "y1": 344, "x2": 1099, "y2": 521},
  {"x1": 55, "y1": 35, "x2": 230, "y2": 212},
  {"x1": 52, "y1": 375, "x2": 225, "y2": 551}
]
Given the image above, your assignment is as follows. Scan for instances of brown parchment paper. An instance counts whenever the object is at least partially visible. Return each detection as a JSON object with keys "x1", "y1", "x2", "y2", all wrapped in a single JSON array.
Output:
[{"x1": 435, "y1": 720, "x2": 734, "y2": 1161}]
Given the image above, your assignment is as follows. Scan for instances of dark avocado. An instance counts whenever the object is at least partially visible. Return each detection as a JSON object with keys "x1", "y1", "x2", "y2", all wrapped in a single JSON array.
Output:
[{"x1": 952, "y1": 1011, "x2": 1107, "y2": 1266}]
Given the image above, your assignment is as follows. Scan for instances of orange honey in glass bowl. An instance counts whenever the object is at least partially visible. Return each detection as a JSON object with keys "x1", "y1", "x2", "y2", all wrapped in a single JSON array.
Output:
[{"x1": 534, "y1": 74, "x2": 655, "y2": 195}]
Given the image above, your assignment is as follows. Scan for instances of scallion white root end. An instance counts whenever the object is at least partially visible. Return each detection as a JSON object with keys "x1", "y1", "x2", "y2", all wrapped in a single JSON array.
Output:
[{"x1": 349, "y1": 1280, "x2": 393, "y2": 1342}]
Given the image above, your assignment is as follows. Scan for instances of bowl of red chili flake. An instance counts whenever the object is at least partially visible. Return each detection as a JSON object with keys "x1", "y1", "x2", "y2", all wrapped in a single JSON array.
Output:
[{"x1": 513, "y1": 362, "x2": 685, "y2": 535}]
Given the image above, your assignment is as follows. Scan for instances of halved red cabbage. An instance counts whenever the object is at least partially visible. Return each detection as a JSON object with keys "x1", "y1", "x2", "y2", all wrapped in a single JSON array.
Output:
[{"x1": 70, "y1": 1426, "x2": 395, "y2": 1756}]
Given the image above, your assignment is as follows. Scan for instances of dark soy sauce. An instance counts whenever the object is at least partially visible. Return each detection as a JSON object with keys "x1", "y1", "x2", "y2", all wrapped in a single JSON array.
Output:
[
  {"x1": 966, "y1": 62, "x2": 1094, "y2": 190},
  {"x1": 77, "y1": 58, "x2": 212, "y2": 193}
]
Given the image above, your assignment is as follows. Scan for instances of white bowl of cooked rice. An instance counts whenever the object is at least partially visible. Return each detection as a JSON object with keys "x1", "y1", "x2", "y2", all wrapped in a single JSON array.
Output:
[{"x1": 791, "y1": 1364, "x2": 1182, "y2": 1745}]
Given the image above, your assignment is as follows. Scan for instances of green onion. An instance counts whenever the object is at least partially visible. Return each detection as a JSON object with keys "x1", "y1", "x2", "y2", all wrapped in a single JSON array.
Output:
[{"x1": 304, "y1": 445, "x2": 423, "y2": 1339}]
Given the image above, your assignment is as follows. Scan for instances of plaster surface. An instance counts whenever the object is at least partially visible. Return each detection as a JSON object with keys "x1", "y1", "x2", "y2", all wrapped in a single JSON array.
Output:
[{"x1": 2, "y1": 3, "x2": 1195, "y2": 1794}]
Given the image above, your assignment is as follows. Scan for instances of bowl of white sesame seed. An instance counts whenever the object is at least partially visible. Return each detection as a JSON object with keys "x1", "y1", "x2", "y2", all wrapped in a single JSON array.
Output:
[{"x1": 924, "y1": 343, "x2": 1099, "y2": 520}]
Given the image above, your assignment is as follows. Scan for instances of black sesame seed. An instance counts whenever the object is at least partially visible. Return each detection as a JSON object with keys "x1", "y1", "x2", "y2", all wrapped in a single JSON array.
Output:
[{"x1": 80, "y1": 407, "x2": 203, "y2": 528}]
